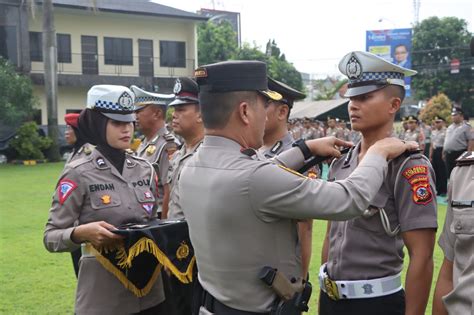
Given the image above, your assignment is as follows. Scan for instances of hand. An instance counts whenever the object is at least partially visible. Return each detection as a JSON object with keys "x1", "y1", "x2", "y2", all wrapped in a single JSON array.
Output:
[
  {"x1": 368, "y1": 138, "x2": 419, "y2": 160},
  {"x1": 72, "y1": 221, "x2": 124, "y2": 248},
  {"x1": 305, "y1": 136, "x2": 353, "y2": 159}
]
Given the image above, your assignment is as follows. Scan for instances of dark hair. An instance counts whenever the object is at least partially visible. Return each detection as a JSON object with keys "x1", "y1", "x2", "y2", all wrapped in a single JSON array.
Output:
[
  {"x1": 199, "y1": 91, "x2": 257, "y2": 129},
  {"x1": 385, "y1": 85, "x2": 406, "y2": 102}
]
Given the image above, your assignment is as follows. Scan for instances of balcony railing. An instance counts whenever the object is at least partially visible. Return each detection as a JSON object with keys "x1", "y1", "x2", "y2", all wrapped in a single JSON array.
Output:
[{"x1": 29, "y1": 52, "x2": 196, "y2": 78}]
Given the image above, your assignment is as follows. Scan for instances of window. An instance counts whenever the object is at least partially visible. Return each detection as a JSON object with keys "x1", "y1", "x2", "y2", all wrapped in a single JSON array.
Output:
[
  {"x1": 104, "y1": 37, "x2": 133, "y2": 65},
  {"x1": 0, "y1": 5, "x2": 19, "y2": 65},
  {"x1": 57, "y1": 33, "x2": 71, "y2": 63},
  {"x1": 160, "y1": 41, "x2": 185, "y2": 68},
  {"x1": 29, "y1": 32, "x2": 42, "y2": 62}
]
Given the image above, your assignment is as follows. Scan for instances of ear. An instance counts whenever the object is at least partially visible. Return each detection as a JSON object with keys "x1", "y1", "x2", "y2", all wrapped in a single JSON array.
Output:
[
  {"x1": 196, "y1": 111, "x2": 203, "y2": 124},
  {"x1": 388, "y1": 97, "x2": 401, "y2": 115},
  {"x1": 238, "y1": 101, "x2": 251, "y2": 125},
  {"x1": 277, "y1": 104, "x2": 289, "y2": 121}
]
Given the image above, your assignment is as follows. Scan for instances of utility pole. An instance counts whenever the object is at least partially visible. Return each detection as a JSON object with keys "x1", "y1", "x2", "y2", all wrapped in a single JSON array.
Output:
[{"x1": 43, "y1": 0, "x2": 61, "y2": 161}]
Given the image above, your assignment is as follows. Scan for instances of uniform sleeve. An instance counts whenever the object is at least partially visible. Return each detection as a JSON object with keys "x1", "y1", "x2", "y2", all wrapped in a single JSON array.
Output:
[
  {"x1": 156, "y1": 142, "x2": 176, "y2": 186},
  {"x1": 464, "y1": 125, "x2": 473, "y2": 141},
  {"x1": 249, "y1": 153, "x2": 388, "y2": 221},
  {"x1": 438, "y1": 183, "x2": 455, "y2": 261},
  {"x1": 273, "y1": 147, "x2": 306, "y2": 171},
  {"x1": 394, "y1": 157, "x2": 438, "y2": 232},
  {"x1": 43, "y1": 166, "x2": 85, "y2": 252}
]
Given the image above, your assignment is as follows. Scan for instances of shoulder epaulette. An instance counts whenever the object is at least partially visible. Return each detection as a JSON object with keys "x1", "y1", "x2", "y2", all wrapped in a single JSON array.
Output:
[
  {"x1": 270, "y1": 141, "x2": 283, "y2": 155},
  {"x1": 163, "y1": 132, "x2": 176, "y2": 142},
  {"x1": 456, "y1": 151, "x2": 474, "y2": 166},
  {"x1": 68, "y1": 154, "x2": 93, "y2": 169}
]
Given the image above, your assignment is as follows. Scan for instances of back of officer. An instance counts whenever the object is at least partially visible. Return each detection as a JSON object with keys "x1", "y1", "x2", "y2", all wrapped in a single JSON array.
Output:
[
  {"x1": 178, "y1": 60, "x2": 415, "y2": 314},
  {"x1": 132, "y1": 86, "x2": 177, "y2": 218},
  {"x1": 320, "y1": 51, "x2": 437, "y2": 315}
]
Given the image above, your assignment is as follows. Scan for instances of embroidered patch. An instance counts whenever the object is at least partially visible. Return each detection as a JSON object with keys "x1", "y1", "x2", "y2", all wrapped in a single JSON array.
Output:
[
  {"x1": 96, "y1": 158, "x2": 107, "y2": 167},
  {"x1": 409, "y1": 176, "x2": 428, "y2": 185},
  {"x1": 101, "y1": 194, "x2": 111, "y2": 205},
  {"x1": 58, "y1": 179, "x2": 77, "y2": 205},
  {"x1": 144, "y1": 191, "x2": 153, "y2": 199},
  {"x1": 142, "y1": 203, "x2": 154, "y2": 215},
  {"x1": 402, "y1": 165, "x2": 428, "y2": 180},
  {"x1": 411, "y1": 182, "x2": 433, "y2": 205},
  {"x1": 176, "y1": 241, "x2": 190, "y2": 260}
]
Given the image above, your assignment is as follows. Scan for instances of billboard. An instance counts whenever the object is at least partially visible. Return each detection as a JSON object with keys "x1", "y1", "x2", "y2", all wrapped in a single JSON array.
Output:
[{"x1": 366, "y1": 28, "x2": 413, "y2": 97}]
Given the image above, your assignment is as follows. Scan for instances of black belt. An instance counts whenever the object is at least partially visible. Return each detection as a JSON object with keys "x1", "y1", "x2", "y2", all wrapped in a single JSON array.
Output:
[{"x1": 202, "y1": 289, "x2": 269, "y2": 315}]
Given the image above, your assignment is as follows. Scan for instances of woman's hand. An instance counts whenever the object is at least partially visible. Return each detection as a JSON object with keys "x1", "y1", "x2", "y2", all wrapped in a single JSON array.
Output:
[{"x1": 72, "y1": 221, "x2": 124, "y2": 248}]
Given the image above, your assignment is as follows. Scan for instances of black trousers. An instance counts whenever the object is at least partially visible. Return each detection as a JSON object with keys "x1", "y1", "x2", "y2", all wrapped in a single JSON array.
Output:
[
  {"x1": 432, "y1": 147, "x2": 447, "y2": 195},
  {"x1": 319, "y1": 290, "x2": 405, "y2": 315},
  {"x1": 71, "y1": 248, "x2": 81, "y2": 278},
  {"x1": 445, "y1": 150, "x2": 465, "y2": 179}
]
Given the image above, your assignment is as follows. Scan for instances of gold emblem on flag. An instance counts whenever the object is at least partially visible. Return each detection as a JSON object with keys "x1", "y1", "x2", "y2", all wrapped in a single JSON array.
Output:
[{"x1": 176, "y1": 241, "x2": 190, "y2": 260}]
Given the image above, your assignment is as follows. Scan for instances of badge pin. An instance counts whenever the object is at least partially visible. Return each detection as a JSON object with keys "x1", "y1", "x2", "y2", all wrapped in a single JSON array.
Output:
[
  {"x1": 146, "y1": 145, "x2": 156, "y2": 155},
  {"x1": 101, "y1": 194, "x2": 111, "y2": 204},
  {"x1": 144, "y1": 191, "x2": 153, "y2": 199}
]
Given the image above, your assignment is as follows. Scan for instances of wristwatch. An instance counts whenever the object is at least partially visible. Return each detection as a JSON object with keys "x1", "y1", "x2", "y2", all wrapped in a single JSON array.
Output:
[{"x1": 292, "y1": 139, "x2": 312, "y2": 160}]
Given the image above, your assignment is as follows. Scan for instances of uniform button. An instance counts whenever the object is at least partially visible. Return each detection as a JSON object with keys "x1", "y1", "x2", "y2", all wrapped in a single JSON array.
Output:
[
  {"x1": 455, "y1": 222, "x2": 462, "y2": 230},
  {"x1": 337, "y1": 232, "x2": 343, "y2": 237},
  {"x1": 128, "y1": 206, "x2": 132, "y2": 210},
  {"x1": 333, "y1": 260, "x2": 337, "y2": 265}
]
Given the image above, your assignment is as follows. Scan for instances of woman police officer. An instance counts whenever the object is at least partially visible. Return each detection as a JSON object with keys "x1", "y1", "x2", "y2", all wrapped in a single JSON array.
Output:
[{"x1": 44, "y1": 85, "x2": 166, "y2": 314}]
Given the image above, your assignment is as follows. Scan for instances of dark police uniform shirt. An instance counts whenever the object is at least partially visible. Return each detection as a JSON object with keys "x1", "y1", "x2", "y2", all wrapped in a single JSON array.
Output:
[
  {"x1": 44, "y1": 149, "x2": 164, "y2": 314},
  {"x1": 179, "y1": 135, "x2": 392, "y2": 312},
  {"x1": 438, "y1": 151, "x2": 474, "y2": 314},
  {"x1": 327, "y1": 143, "x2": 438, "y2": 280}
]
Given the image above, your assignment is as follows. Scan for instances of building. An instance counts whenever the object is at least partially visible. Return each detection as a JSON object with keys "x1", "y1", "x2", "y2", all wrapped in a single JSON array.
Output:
[{"x1": 0, "y1": 0, "x2": 207, "y2": 129}]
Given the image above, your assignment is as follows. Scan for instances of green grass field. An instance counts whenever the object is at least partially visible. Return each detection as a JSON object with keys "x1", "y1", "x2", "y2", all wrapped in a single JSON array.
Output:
[{"x1": 0, "y1": 162, "x2": 446, "y2": 314}]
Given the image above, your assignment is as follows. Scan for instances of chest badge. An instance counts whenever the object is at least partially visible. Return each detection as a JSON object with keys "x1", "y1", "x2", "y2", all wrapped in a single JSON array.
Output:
[
  {"x1": 146, "y1": 145, "x2": 156, "y2": 155},
  {"x1": 101, "y1": 194, "x2": 111, "y2": 205},
  {"x1": 142, "y1": 203, "x2": 154, "y2": 215},
  {"x1": 144, "y1": 191, "x2": 153, "y2": 199}
]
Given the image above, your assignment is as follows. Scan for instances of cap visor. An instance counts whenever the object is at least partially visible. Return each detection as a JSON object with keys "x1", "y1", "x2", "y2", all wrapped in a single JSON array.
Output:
[
  {"x1": 344, "y1": 85, "x2": 386, "y2": 98},
  {"x1": 169, "y1": 98, "x2": 199, "y2": 107},
  {"x1": 258, "y1": 90, "x2": 282, "y2": 101},
  {"x1": 101, "y1": 112, "x2": 136, "y2": 122}
]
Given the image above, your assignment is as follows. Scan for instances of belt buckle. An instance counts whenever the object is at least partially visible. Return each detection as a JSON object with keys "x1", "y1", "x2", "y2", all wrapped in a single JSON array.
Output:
[{"x1": 323, "y1": 277, "x2": 340, "y2": 301}]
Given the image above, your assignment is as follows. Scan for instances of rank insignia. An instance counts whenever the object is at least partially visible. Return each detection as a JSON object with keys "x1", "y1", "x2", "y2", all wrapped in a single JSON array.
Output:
[
  {"x1": 96, "y1": 158, "x2": 107, "y2": 168},
  {"x1": 58, "y1": 179, "x2": 77, "y2": 205},
  {"x1": 84, "y1": 146, "x2": 92, "y2": 155},
  {"x1": 144, "y1": 191, "x2": 153, "y2": 199},
  {"x1": 176, "y1": 241, "x2": 190, "y2": 260},
  {"x1": 146, "y1": 145, "x2": 156, "y2": 155},
  {"x1": 411, "y1": 182, "x2": 433, "y2": 205},
  {"x1": 142, "y1": 203, "x2": 154, "y2": 215},
  {"x1": 101, "y1": 194, "x2": 111, "y2": 205}
]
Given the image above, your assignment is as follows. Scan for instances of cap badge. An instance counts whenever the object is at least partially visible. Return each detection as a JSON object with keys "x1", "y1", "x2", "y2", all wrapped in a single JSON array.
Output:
[
  {"x1": 118, "y1": 92, "x2": 134, "y2": 109},
  {"x1": 173, "y1": 79, "x2": 182, "y2": 94},
  {"x1": 346, "y1": 54, "x2": 363, "y2": 80},
  {"x1": 194, "y1": 68, "x2": 208, "y2": 78}
]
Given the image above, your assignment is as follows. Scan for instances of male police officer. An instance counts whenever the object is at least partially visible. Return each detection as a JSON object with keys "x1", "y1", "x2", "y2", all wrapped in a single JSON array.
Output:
[
  {"x1": 432, "y1": 150, "x2": 474, "y2": 315},
  {"x1": 258, "y1": 77, "x2": 313, "y2": 279},
  {"x1": 131, "y1": 86, "x2": 177, "y2": 218},
  {"x1": 178, "y1": 60, "x2": 417, "y2": 314},
  {"x1": 403, "y1": 115, "x2": 426, "y2": 152},
  {"x1": 443, "y1": 107, "x2": 474, "y2": 178},
  {"x1": 320, "y1": 51, "x2": 437, "y2": 315}
]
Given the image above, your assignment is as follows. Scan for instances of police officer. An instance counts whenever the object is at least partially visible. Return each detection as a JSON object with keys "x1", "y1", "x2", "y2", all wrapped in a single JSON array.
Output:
[
  {"x1": 167, "y1": 77, "x2": 203, "y2": 220},
  {"x1": 131, "y1": 86, "x2": 177, "y2": 219},
  {"x1": 432, "y1": 150, "x2": 474, "y2": 315},
  {"x1": 178, "y1": 60, "x2": 417, "y2": 314},
  {"x1": 258, "y1": 77, "x2": 313, "y2": 279},
  {"x1": 44, "y1": 85, "x2": 166, "y2": 314},
  {"x1": 320, "y1": 51, "x2": 437, "y2": 315},
  {"x1": 443, "y1": 107, "x2": 474, "y2": 177},
  {"x1": 403, "y1": 115, "x2": 426, "y2": 152},
  {"x1": 63, "y1": 112, "x2": 94, "y2": 278},
  {"x1": 326, "y1": 116, "x2": 343, "y2": 139},
  {"x1": 64, "y1": 112, "x2": 94, "y2": 164},
  {"x1": 429, "y1": 116, "x2": 447, "y2": 195}
]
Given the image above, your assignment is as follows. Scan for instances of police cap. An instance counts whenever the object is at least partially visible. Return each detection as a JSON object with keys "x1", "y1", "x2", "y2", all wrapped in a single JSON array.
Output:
[
  {"x1": 130, "y1": 85, "x2": 174, "y2": 111},
  {"x1": 338, "y1": 51, "x2": 417, "y2": 97},
  {"x1": 451, "y1": 107, "x2": 464, "y2": 116},
  {"x1": 87, "y1": 85, "x2": 135, "y2": 122},
  {"x1": 194, "y1": 60, "x2": 282, "y2": 101},
  {"x1": 169, "y1": 77, "x2": 199, "y2": 107},
  {"x1": 267, "y1": 77, "x2": 305, "y2": 107},
  {"x1": 65, "y1": 113, "x2": 80, "y2": 128}
]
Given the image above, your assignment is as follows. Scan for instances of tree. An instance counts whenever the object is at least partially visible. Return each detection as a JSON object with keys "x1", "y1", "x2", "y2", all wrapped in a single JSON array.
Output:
[
  {"x1": 312, "y1": 77, "x2": 348, "y2": 100},
  {"x1": 412, "y1": 17, "x2": 473, "y2": 109},
  {"x1": 43, "y1": 0, "x2": 61, "y2": 161},
  {"x1": 234, "y1": 42, "x2": 267, "y2": 62},
  {"x1": 10, "y1": 121, "x2": 52, "y2": 160},
  {"x1": 0, "y1": 58, "x2": 36, "y2": 127},
  {"x1": 419, "y1": 93, "x2": 453, "y2": 124},
  {"x1": 197, "y1": 20, "x2": 238, "y2": 66}
]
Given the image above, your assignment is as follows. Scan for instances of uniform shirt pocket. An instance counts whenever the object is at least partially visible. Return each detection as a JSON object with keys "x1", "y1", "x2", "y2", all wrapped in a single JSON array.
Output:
[
  {"x1": 451, "y1": 207, "x2": 474, "y2": 235},
  {"x1": 351, "y1": 192, "x2": 390, "y2": 234},
  {"x1": 90, "y1": 192, "x2": 122, "y2": 210},
  {"x1": 134, "y1": 188, "x2": 156, "y2": 203}
]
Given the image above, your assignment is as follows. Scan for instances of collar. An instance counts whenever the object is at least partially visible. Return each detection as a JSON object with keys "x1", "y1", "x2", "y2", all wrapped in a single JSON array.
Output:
[
  {"x1": 341, "y1": 142, "x2": 360, "y2": 169},
  {"x1": 145, "y1": 127, "x2": 168, "y2": 145},
  {"x1": 202, "y1": 135, "x2": 242, "y2": 151}
]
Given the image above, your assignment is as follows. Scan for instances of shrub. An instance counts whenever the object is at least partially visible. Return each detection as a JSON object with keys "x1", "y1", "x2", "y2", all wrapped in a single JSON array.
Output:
[{"x1": 10, "y1": 122, "x2": 52, "y2": 160}]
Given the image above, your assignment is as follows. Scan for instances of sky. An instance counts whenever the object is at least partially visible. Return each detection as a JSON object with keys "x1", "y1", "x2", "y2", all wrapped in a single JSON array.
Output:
[{"x1": 154, "y1": 0, "x2": 473, "y2": 77}]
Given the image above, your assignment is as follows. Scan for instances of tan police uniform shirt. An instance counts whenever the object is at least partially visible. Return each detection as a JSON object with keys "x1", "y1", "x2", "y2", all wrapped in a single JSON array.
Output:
[
  {"x1": 431, "y1": 128, "x2": 446, "y2": 149},
  {"x1": 444, "y1": 122, "x2": 473, "y2": 153},
  {"x1": 403, "y1": 128, "x2": 425, "y2": 146},
  {"x1": 326, "y1": 143, "x2": 437, "y2": 280},
  {"x1": 65, "y1": 143, "x2": 94, "y2": 165},
  {"x1": 326, "y1": 127, "x2": 344, "y2": 139},
  {"x1": 179, "y1": 135, "x2": 390, "y2": 313},
  {"x1": 166, "y1": 141, "x2": 202, "y2": 220},
  {"x1": 136, "y1": 126, "x2": 177, "y2": 210},
  {"x1": 44, "y1": 149, "x2": 165, "y2": 315},
  {"x1": 438, "y1": 151, "x2": 474, "y2": 314}
]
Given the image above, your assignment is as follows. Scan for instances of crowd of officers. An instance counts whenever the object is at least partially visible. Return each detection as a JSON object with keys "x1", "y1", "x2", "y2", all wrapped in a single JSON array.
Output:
[{"x1": 44, "y1": 48, "x2": 474, "y2": 315}]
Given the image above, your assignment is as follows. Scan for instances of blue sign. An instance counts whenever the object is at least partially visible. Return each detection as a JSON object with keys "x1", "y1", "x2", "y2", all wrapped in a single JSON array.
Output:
[{"x1": 366, "y1": 28, "x2": 413, "y2": 97}]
